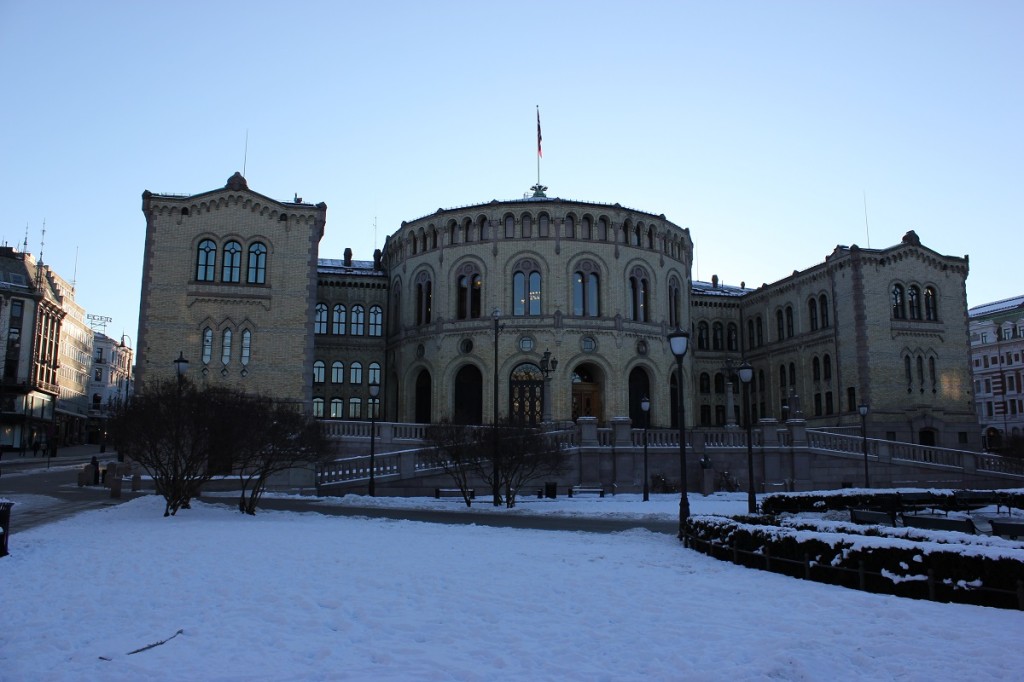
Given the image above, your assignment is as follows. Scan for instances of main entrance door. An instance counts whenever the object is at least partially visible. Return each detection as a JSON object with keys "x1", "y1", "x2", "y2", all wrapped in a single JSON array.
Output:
[
  {"x1": 571, "y1": 364, "x2": 603, "y2": 423},
  {"x1": 509, "y1": 363, "x2": 543, "y2": 425}
]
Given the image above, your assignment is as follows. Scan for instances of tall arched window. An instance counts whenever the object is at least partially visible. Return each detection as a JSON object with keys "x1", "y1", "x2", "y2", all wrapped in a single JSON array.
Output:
[
  {"x1": 697, "y1": 322, "x2": 710, "y2": 350},
  {"x1": 581, "y1": 217, "x2": 592, "y2": 240},
  {"x1": 538, "y1": 213, "x2": 550, "y2": 237},
  {"x1": 196, "y1": 239, "x2": 216, "y2": 281},
  {"x1": 727, "y1": 323, "x2": 738, "y2": 351},
  {"x1": 504, "y1": 215, "x2": 515, "y2": 238},
  {"x1": 780, "y1": 365, "x2": 787, "y2": 389},
  {"x1": 201, "y1": 327, "x2": 213, "y2": 364},
  {"x1": 240, "y1": 329, "x2": 251, "y2": 366},
  {"x1": 747, "y1": 319, "x2": 755, "y2": 350},
  {"x1": 221, "y1": 329, "x2": 232, "y2": 365},
  {"x1": 350, "y1": 362, "x2": 363, "y2": 385},
  {"x1": 415, "y1": 272, "x2": 432, "y2": 325},
  {"x1": 222, "y1": 241, "x2": 242, "y2": 283},
  {"x1": 368, "y1": 362, "x2": 381, "y2": 385},
  {"x1": 564, "y1": 215, "x2": 575, "y2": 239},
  {"x1": 369, "y1": 305, "x2": 383, "y2": 336},
  {"x1": 330, "y1": 398, "x2": 344, "y2": 418},
  {"x1": 456, "y1": 264, "x2": 483, "y2": 319},
  {"x1": 513, "y1": 262, "x2": 542, "y2": 316},
  {"x1": 756, "y1": 317, "x2": 764, "y2": 347},
  {"x1": 314, "y1": 303, "x2": 328, "y2": 335},
  {"x1": 331, "y1": 361, "x2": 344, "y2": 384},
  {"x1": 776, "y1": 310, "x2": 785, "y2": 341},
  {"x1": 819, "y1": 294, "x2": 830, "y2": 327},
  {"x1": 785, "y1": 305, "x2": 794, "y2": 337},
  {"x1": 350, "y1": 305, "x2": 365, "y2": 335},
  {"x1": 699, "y1": 372, "x2": 711, "y2": 394},
  {"x1": 823, "y1": 354, "x2": 832, "y2": 381},
  {"x1": 917, "y1": 355, "x2": 925, "y2": 392},
  {"x1": 905, "y1": 355, "x2": 913, "y2": 392},
  {"x1": 924, "y1": 287, "x2": 937, "y2": 321},
  {"x1": 572, "y1": 261, "x2": 600, "y2": 316},
  {"x1": 812, "y1": 357, "x2": 821, "y2": 381},
  {"x1": 521, "y1": 214, "x2": 532, "y2": 238},
  {"x1": 808, "y1": 298, "x2": 818, "y2": 331},
  {"x1": 712, "y1": 323, "x2": 724, "y2": 350},
  {"x1": 788, "y1": 362, "x2": 796, "y2": 387},
  {"x1": 598, "y1": 217, "x2": 609, "y2": 241},
  {"x1": 668, "y1": 277, "x2": 682, "y2": 329},
  {"x1": 929, "y1": 356, "x2": 936, "y2": 391},
  {"x1": 312, "y1": 398, "x2": 324, "y2": 418},
  {"x1": 892, "y1": 284, "x2": 906, "y2": 319},
  {"x1": 714, "y1": 373, "x2": 725, "y2": 394},
  {"x1": 247, "y1": 242, "x2": 267, "y2": 284},
  {"x1": 908, "y1": 285, "x2": 921, "y2": 320},
  {"x1": 332, "y1": 305, "x2": 346, "y2": 335},
  {"x1": 628, "y1": 267, "x2": 649, "y2": 322}
]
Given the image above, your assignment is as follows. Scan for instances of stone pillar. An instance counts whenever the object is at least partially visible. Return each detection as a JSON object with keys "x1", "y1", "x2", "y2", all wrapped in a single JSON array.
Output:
[
  {"x1": 611, "y1": 416, "x2": 632, "y2": 447},
  {"x1": 787, "y1": 419, "x2": 807, "y2": 447},
  {"x1": 577, "y1": 417, "x2": 599, "y2": 446}
]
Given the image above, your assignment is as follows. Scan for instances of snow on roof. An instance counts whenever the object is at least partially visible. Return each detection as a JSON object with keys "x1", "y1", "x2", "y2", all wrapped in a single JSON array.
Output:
[
  {"x1": 691, "y1": 280, "x2": 750, "y2": 297},
  {"x1": 969, "y1": 294, "x2": 1024, "y2": 318},
  {"x1": 317, "y1": 259, "x2": 381, "y2": 276}
]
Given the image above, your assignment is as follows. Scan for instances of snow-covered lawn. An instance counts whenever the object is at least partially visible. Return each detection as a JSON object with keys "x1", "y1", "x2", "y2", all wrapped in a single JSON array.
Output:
[{"x1": 2, "y1": 492, "x2": 1022, "y2": 681}]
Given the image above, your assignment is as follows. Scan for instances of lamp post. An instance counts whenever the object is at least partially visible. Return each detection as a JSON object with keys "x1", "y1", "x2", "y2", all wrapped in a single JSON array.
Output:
[
  {"x1": 667, "y1": 328, "x2": 690, "y2": 539},
  {"x1": 174, "y1": 351, "x2": 189, "y2": 391},
  {"x1": 859, "y1": 403, "x2": 870, "y2": 488},
  {"x1": 640, "y1": 395, "x2": 650, "y2": 501},
  {"x1": 491, "y1": 308, "x2": 502, "y2": 506},
  {"x1": 737, "y1": 361, "x2": 756, "y2": 514},
  {"x1": 368, "y1": 381, "x2": 380, "y2": 497},
  {"x1": 539, "y1": 348, "x2": 558, "y2": 423}
]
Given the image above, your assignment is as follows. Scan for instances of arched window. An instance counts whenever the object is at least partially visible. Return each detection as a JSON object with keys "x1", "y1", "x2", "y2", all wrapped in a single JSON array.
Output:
[
  {"x1": 905, "y1": 355, "x2": 913, "y2": 392},
  {"x1": 908, "y1": 285, "x2": 921, "y2": 320},
  {"x1": 808, "y1": 298, "x2": 818, "y2": 331},
  {"x1": 332, "y1": 305, "x2": 347, "y2": 335},
  {"x1": 929, "y1": 356, "x2": 936, "y2": 391},
  {"x1": 539, "y1": 213, "x2": 550, "y2": 237},
  {"x1": 747, "y1": 319, "x2": 755, "y2": 350},
  {"x1": 201, "y1": 327, "x2": 213, "y2": 364},
  {"x1": 789, "y1": 362, "x2": 796, "y2": 387},
  {"x1": 313, "y1": 360, "x2": 325, "y2": 384},
  {"x1": 628, "y1": 268, "x2": 649, "y2": 322},
  {"x1": 776, "y1": 310, "x2": 785, "y2": 341},
  {"x1": 350, "y1": 362, "x2": 363, "y2": 385},
  {"x1": 714, "y1": 373, "x2": 725, "y2": 394},
  {"x1": 917, "y1": 355, "x2": 925, "y2": 392},
  {"x1": 348, "y1": 397, "x2": 363, "y2": 419},
  {"x1": 819, "y1": 294, "x2": 830, "y2": 327},
  {"x1": 331, "y1": 361, "x2": 344, "y2": 384},
  {"x1": 892, "y1": 284, "x2": 906, "y2": 319},
  {"x1": 312, "y1": 398, "x2": 324, "y2": 418},
  {"x1": 247, "y1": 242, "x2": 267, "y2": 284},
  {"x1": 564, "y1": 215, "x2": 576, "y2": 239},
  {"x1": 780, "y1": 365, "x2": 787, "y2": 388},
  {"x1": 756, "y1": 317, "x2": 764, "y2": 347},
  {"x1": 668, "y1": 277, "x2": 682, "y2": 329},
  {"x1": 572, "y1": 261, "x2": 600, "y2": 316},
  {"x1": 314, "y1": 303, "x2": 328, "y2": 335},
  {"x1": 598, "y1": 217, "x2": 609, "y2": 241},
  {"x1": 221, "y1": 329, "x2": 232, "y2": 365},
  {"x1": 513, "y1": 264, "x2": 542, "y2": 316},
  {"x1": 699, "y1": 372, "x2": 711, "y2": 394},
  {"x1": 812, "y1": 357, "x2": 821, "y2": 381},
  {"x1": 240, "y1": 329, "x2": 251, "y2": 366},
  {"x1": 711, "y1": 322, "x2": 724, "y2": 350},
  {"x1": 415, "y1": 272, "x2": 432, "y2": 325},
  {"x1": 196, "y1": 239, "x2": 216, "y2": 281},
  {"x1": 823, "y1": 354, "x2": 832, "y2": 381},
  {"x1": 222, "y1": 241, "x2": 242, "y2": 283},
  {"x1": 330, "y1": 398, "x2": 344, "y2": 419},
  {"x1": 504, "y1": 215, "x2": 515, "y2": 238},
  {"x1": 924, "y1": 287, "x2": 937, "y2": 321},
  {"x1": 727, "y1": 323, "x2": 738, "y2": 351},
  {"x1": 785, "y1": 305, "x2": 794, "y2": 337},
  {"x1": 369, "y1": 305, "x2": 383, "y2": 336},
  {"x1": 350, "y1": 305, "x2": 365, "y2": 335},
  {"x1": 521, "y1": 214, "x2": 532, "y2": 238},
  {"x1": 456, "y1": 264, "x2": 483, "y2": 319},
  {"x1": 368, "y1": 362, "x2": 381, "y2": 385},
  {"x1": 697, "y1": 322, "x2": 710, "y2": 350},
  {"x1": 581, "y1": 216, "x2": 592, "y2": 240}
]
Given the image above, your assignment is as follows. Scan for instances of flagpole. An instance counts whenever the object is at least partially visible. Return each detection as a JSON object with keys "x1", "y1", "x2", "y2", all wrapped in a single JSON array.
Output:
[{"x1": 532, "y1": 106, "x2": 547, "y2": 198}]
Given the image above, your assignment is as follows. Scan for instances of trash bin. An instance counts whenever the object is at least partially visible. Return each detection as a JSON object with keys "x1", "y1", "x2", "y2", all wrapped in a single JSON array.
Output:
[
  {"x1": 544, "y1": 482, "x2": 558, "y2": 499},
  {"x1": 0, "y1": 500, "x2": 13, "y2": 557}
]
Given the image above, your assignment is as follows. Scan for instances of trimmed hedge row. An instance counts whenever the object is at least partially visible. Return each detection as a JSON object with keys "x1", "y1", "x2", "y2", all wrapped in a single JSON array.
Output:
[
  {"x1": 685, "y1": 514, "x2": 1024, "y2": 610},
  {"x1": 760, "y1": 488, "x2": 1024, "y2": 516}
]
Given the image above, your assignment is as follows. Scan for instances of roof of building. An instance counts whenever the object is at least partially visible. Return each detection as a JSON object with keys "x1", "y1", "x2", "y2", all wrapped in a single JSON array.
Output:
[
  {"x1": 691, "y1": 279, "x2": 751, "y2": 297},
  {"x1": 969, "y1": 294, "x2": 1024, "y2": 319},
  {"x1": 318, "y1": 259, "x2": 381, "y2": 276}
]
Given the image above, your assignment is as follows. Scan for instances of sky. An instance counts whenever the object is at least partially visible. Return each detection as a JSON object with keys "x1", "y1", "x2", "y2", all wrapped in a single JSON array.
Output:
[
  {"x1": 3, "y1": 487, "x2": 1024, "y2": 680},
  {"x1": 1, "y1": 1, "x2": 1021, "y2": 346}
]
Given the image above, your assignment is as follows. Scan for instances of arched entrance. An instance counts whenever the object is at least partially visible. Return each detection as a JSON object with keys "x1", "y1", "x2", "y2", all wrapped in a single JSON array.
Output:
[
  {"x1": 628, "y1": 367, "x2": 651, "y2": 426},
  {"x1": 572, "y1": 364, "x2": 603, "y2": 423},
  {"x1": 453, "y1": 365, "x2": 483, "y2": 424},
  {"x1": 919, "y1": 428, "x2": 938, "y2": 447},
  {"x1": 510, "y1": 363, "x2": 543, "y2": 425},
  {"x1": 414, "y1": 369, "x2": 432, "y2": 424}
]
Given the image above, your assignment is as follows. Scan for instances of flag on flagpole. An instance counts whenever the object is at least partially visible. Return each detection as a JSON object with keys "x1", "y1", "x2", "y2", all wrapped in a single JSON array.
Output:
[{"x1": 537, "y1": 108, "x2": 543, "y2": 158}]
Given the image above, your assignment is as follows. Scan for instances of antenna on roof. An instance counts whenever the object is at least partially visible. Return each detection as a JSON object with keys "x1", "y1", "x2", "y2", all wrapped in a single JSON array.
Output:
[
  {"x1": 72, "y1": 246, "x2": 79, "y2": 292},
  {"x1": 243, "y1": 129, "x2": 249, "y2": 178},
  {"x1": 862, "y1": 190, "x2": 872, "y2": 249},
  {"x1": 22, "y1": 222, "x2": 28, "y2": 252}
]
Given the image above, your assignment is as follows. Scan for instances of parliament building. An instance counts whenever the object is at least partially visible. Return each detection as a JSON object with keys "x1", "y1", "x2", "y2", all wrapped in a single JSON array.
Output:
[{"x1": 136, "y1": 174, "x2": 980, "y2": 449}]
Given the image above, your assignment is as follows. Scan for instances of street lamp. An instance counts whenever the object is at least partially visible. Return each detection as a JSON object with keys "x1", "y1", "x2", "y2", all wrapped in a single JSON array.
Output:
[
  {"x1": 368, "y1": 381, "x2": 380, "y2": 497},
  {"x1": 491, "y1": 308, "x2": 502, "y2": 506},
  {"x1": 667, "y1": 327, "x2": 690, "y2": 540},
  {"x1": 858, "y1": 403, "x2": 870, "y2": 487},
  {"x1": 640, "y1": 395, "x2": 650, "y2": 501},
  {"x1": 539, "y1": 348, "x2": 558, "y2": 423},
  {"x1": 737, "y1": 361, "x2": 756, "y2": 514},
  {"x1": 174, "y1": 352, "x2": 189, "y2": 390}
]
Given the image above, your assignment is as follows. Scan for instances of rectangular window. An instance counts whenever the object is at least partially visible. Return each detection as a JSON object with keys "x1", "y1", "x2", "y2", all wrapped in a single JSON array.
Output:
[
  {"x1": 825, "y1": 392, "x2": 834, "y2": 415},
  {"x1": 348, "y1": 397, "x2": 362, "y2": 419},
  {"x1": 958, "y1": 432, "x2": 968, "y2": 444}
]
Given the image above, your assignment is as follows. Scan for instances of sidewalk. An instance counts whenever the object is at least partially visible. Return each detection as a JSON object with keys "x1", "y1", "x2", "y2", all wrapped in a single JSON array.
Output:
[{"x1": 1, "y1": 443, "x2": 117, "y2": 468}]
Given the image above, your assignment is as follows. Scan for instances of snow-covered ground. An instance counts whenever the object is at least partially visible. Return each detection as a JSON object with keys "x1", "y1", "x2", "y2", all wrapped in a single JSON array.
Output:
[{"x1": 2, "y1": 490, "x2": 1022, "y2": 681}]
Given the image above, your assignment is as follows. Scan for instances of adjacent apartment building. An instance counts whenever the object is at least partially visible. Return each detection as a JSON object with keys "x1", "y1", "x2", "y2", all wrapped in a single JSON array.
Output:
[{"x1": 969, "y1": 294, "x2": 1024, "y2": 450}]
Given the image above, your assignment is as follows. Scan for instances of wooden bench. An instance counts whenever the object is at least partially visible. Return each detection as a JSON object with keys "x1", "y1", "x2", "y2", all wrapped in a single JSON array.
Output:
[
  {"x1": 898, "y1": 492, "x2": 944, "y2": 515},
  {"x1": 568, "y1": 486, "x2": 605, "y2": 498},
  {"x1": 849, "y1": 509, "x2": 897, "y2": 526},
  {"x1": 989, "y1": 518, "x2": 1024, "y2": 540},
  {"x1": 953, "y1": 490, "x2": 1000, "y2": 512},
  {"x1": 434, "y1": 488, "x2": 474, "y2": 499},
  {"x1": 901, "y1": 514, "x2": 975, "y2": 534}
]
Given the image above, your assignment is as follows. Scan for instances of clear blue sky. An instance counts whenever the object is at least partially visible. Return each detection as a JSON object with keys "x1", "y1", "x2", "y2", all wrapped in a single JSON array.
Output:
[{"x1": 2, "y1": 1, "x2": 1020, "y2": 345}]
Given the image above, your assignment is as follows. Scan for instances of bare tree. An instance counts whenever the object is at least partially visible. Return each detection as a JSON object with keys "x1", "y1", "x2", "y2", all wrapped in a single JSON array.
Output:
[
  {"x1": 423, "y1": 420, "x2": 482, "y2": 507},
  {"x1": 490, "y1": 420, "x2": 568, "y2": 508}
]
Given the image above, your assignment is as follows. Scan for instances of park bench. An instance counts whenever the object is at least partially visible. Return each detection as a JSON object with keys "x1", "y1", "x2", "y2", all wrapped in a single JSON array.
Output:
[
  {"x1": 901, "y1": 514, "x2": 975, "y2": 534},
  {"x1": 568, "y1": 486, "x2": 605, "y2": 498},
  {"x1": 898, "y1": 492, "x2": 945, "y2": 515},
  {"x1": 434, "y1": 488, "x2": 474, "y2": 500},
  {"x1": 953, "y1": 490, "x2": 1000, "y2": 512},
  {"x1": 849, "y1": 509, "x2": 897, "y2": 526},
  {"x1": 989, "y1": 518, "x2": 1024, "y2": 540}
]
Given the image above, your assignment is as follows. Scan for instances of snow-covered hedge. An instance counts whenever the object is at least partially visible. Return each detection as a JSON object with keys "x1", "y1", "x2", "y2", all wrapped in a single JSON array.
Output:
[
  {"x1": 684, "y1": 514, "x2": 1024, "y2": 610},
  {"x1": 760, "y1": 488, "x2": 1024, "y2": 516}
]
